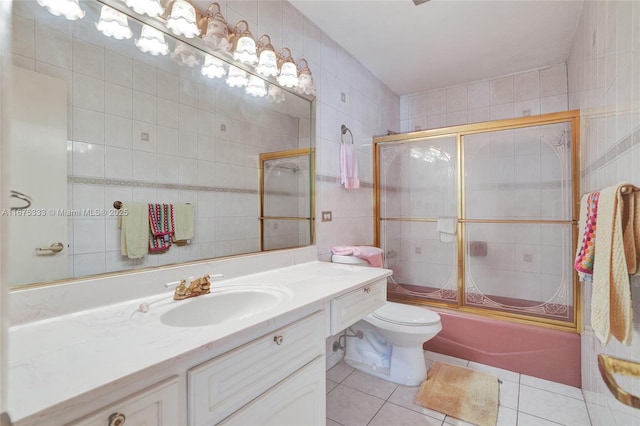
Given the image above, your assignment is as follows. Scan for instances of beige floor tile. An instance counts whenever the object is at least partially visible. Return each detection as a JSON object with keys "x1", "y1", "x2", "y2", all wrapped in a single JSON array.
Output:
[
  {"x1": 326, "y1": 384, "x2": 385, "y2": 426},
  {"x1": 387, "y1": 385, "x2": 446, "y2": 420},
  {"x1": 519, "y1": 384, "x2": 591, "y2": 425},
  {"x1": 342, "y1": 369, "x2": 398, "y2": 400},
  {"x1": 520, "y1": 373, "x2": 584, "y2": 399},
  {"x1": 327, "y1": 361, "x2": 355, "y2": 383},
  {"x1": 369, "y1": 402, "x2": 443, "y2": 426}
]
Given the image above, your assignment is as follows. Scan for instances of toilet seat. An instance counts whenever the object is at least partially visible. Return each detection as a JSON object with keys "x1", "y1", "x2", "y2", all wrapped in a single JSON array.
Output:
[{"x1": 371, "y1": 302, "x2": 440, "y2": 326}]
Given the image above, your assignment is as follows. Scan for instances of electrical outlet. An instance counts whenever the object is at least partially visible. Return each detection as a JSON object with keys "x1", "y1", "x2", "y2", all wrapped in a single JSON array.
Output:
[
  {"x1": 141, "y1": 132, "x2": 149, "y2": 141},
  {"x1": 415, "y1": 247, "x2": 422, "y2": 254},
  {"x1": 340, "y1": 92, "x2": 346, "y2": 102},
  {"x1": 523, "y1": 254, "x2": 533, "y2": 263},
  {"x1": 220, "y1": 124, "x2": 226, "y2": 132},
  {"x1": 321, "y1": 211, "x2": 332, "y2": 222}
]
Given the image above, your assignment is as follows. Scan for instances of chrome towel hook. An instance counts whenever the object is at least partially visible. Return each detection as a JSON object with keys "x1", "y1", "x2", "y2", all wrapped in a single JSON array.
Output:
[{"x1": 341, "y1": 124, "x2": 353, "y2": 144}]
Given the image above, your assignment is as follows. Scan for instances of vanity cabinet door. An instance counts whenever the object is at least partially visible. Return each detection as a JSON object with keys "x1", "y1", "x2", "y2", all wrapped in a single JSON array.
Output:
[
  {"x1": 188, "y1": 311, "x2": 324, "y2": 425},
  {"x1": 331, "y1": 279, "x2": 386, "y2": 335},
  {"x1": 68, "y1": 377, "x2": 180, "y2": 426},
  {"x1": 219, "y1": 357, "x2": 325, "y2": 426}
]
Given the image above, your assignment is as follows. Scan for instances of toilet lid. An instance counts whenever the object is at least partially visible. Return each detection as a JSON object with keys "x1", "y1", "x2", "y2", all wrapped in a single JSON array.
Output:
[{"x1": 371, "y1": 302, "x2": 441, "y2": 326}]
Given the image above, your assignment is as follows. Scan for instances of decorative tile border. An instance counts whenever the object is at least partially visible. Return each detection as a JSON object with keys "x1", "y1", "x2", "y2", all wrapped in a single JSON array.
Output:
[
  {"x1": 581, "y1": 126, "x2": 640, "y2": 177},
  {"x1": 68, "y1": 176, "x2": 258, "y2": 194},
  {"x1": 316, "y1": 174, "x2": 374, "y2": 188}
]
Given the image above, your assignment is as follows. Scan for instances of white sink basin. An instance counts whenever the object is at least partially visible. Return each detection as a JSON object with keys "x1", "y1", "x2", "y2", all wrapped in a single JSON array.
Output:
[{"x1": 160, "y1": 286, "x2": 292, "y2": 327}]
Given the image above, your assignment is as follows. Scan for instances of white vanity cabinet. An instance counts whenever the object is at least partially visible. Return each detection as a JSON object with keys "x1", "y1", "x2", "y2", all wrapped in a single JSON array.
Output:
[
  {"x1": 330, "y1": 278, "x2": 386, "y2": 335},
  {"x1": 69, "y1": 377, "x2": 180, "y2": 426},
  {"x1": 187, "y1": 311, "x2": 325, "y2": 425}
]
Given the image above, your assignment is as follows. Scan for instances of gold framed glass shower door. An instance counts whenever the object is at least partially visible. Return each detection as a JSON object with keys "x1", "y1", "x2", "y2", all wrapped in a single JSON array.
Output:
[{"x1": 374, "y1": 111, "x2": 580, "y2": 330}]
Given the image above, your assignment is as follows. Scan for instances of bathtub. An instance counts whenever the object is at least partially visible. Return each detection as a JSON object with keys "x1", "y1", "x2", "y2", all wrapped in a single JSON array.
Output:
[{"x1": 423, "y1": 308, "x2": 581, "y2": 388}]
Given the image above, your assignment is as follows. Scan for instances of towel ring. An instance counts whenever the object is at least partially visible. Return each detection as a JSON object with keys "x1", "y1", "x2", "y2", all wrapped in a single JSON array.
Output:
[
  {"x1": 341, "y1": 124, "x2": 353, "y2": 145},
  {"x1": 10, "y1": 190, "x2": 32, "y2": 210}
]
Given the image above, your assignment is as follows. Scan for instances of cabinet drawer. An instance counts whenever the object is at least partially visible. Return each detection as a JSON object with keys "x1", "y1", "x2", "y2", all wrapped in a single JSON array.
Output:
[
  {"x1": 330, "y1": 279, "x2": 386, "y2": 335},
  {"x1": 69, "y1": 376, "x2": 180, "y2": 426},
  {"x1": 188, "y1": 311, "x2": 325, "y2": 426},
  {"x1": 220, "y1": 357, "x2": 325, "y2": 426}
]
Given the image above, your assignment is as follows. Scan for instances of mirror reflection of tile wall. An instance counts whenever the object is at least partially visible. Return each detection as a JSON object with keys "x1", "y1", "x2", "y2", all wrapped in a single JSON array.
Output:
[{"x1": 11, "y1": 2, "x2": 310, "y2": 283}]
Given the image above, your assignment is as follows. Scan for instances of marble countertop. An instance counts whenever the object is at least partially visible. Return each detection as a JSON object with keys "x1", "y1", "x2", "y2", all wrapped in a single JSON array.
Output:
[{"x1": 7, "y1": 260, "x2": 391, "y2": 423}]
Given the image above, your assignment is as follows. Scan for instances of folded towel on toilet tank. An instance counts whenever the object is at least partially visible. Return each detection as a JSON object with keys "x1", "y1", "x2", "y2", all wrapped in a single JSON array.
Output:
[{"x1": 331, "y1": 246, "x2": 384, "y2": 267}]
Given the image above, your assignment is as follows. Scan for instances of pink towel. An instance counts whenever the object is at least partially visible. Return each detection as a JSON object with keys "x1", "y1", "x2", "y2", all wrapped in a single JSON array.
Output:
[
  {"x1": 340, "y1": 144, "x2": 360, "y2": 189},
  {"x1": 332, "y1": 245, "x2": 383, "y2": 267}
]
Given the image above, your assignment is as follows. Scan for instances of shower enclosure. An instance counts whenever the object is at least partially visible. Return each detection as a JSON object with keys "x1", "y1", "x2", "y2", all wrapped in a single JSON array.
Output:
[
  {"x1": 260, "y1": 148, "x2": 314, "y2": 251},
  {"x1": 374, "y1": 111, "x2": 580, "y2": 330}
]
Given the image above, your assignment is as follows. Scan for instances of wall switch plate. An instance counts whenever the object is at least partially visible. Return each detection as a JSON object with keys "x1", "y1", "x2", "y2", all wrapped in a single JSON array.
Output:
[
  {"x1": 321, "y1": 211, "x2": 332, "y2": 222},
  {"x1": 141, "y1": 132, "x2": 149, "y2": 141}
]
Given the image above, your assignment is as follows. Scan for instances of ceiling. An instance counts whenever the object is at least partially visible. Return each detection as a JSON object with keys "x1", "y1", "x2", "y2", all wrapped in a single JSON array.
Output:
[{"x1": 289, "y1": 0, "x2": 585, "y2": 96}]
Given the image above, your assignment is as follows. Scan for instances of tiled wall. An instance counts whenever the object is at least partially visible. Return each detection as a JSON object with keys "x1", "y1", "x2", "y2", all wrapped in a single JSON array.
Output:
[
  {"x1": 400, "y1": 63, "x2": 569, "y2": 133},
  {"x1": 11, "y1": 4, "x2": 303, "y2": 278},
  {"x1": 568, "y1": 1, "x2": 640, "y2": 424}
]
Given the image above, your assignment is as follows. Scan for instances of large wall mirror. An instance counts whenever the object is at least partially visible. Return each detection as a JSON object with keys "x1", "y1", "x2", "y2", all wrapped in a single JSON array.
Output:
[{"x1": 7, "y1": 0, "x2": 314, "y2": 288}]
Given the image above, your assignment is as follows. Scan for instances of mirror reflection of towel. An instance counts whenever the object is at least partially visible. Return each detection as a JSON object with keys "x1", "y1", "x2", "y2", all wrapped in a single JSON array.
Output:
[
  {"x1": 173, "y1": 204, "x2": 195, "y2": 242},
  {"x1": 119, "y1": 202, "x2": 149, "y2": 259}
]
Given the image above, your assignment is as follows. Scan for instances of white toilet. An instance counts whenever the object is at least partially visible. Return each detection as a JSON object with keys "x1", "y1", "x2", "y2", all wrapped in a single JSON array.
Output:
[{"x1": 332, "y1": 254, "x2": 442, "y2": 386}]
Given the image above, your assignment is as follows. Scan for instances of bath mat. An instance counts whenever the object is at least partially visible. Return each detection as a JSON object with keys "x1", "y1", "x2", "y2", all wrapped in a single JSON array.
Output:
[{"x1": 415, "y1": 361, "x2": 499, "y2": 426}]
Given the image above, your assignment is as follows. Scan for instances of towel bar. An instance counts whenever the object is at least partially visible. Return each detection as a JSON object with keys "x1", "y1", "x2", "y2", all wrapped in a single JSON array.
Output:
[
  {"x1": 113, "y1": 201, "x2": 191, "y2": 209},
  {"x1": 597, "y1": 354, "x2": 640, "y2": 409}
]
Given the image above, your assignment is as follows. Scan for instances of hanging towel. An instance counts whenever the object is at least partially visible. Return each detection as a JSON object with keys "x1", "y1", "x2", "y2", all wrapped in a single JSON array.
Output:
[
  {"x1": 149, "y1": 203, "x2": 174, "y2": 252},
  {"x1": 574, "y1": 191, "x2": 600, "y2": 281},
  {"x1": 437, "y1": 217, "x2": 457, "y2": 243},
  {"x1": 591, "y1": 184, "x2": 639, "y2": 346},
  {"x1": 173, "y1": 203, "x2": 195, "y2": 243},
  {"x1": 340, "y1": 143, "x2": 360, "y2": 189},
  {"x1": 331, "y1": 246, "x2": 383, "y2": 267},
  {"x1": 119, "y1": 202, "x2": 149, "y2": 259}
]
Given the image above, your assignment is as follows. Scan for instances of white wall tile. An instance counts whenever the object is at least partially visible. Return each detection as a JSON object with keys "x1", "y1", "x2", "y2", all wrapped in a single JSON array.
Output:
[
  {"x1": 72, "y1": 107, "x2": 104, "y2": 145},
  {"x1": 514, "y1": 71, "x2": 540, "y2": 101},
  {"x1": 105, "y1": 146, "x2": 132, "y2": 180},
  {"x1": 105, "y1": 49, "x2": 132, "y2": 88},
  {"x1": 467, "y1": 79, "x2": 490, "y2": 109},
  {"x1": 35, "y1": 22, "x2": 71, "y2": 70},
  {"x1": 132, "y1": 60, "x2": 157, "y2": 96},
  {"x1": 73, "y1": 73, "x2": 104, "y2": 112},
  {"x1": 105, "y1": 115, "x2": 132, "y2": 149},
  {"x1": 104, "y1": 82, "x2": 131, "y2": 118},
  {"x1": 540, "y1": 64, "x2": 567, "y2": 97},
  {"x1": 446, "y1": 85, "x2": 467, "y2": 112},
  {"x1": 490, "y1": 76, "x2": 514, "y2": 105},
  {"x1": 73, "y1": 39, "x2": 104, "y2": 80}
]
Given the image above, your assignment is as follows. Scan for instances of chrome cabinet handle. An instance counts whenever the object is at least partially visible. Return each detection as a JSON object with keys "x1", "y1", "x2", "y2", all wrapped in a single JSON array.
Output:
[
  {"x1": 273, "y1": 335, "x2": 284, "y2": 345},
  {"x1": 108, "y1": 412, "x2": 126, "y2": 426},
  {"x1": 364, "y1": 286, "x2": 371, "y2": 294},
  {"x1": 35, "y1": 242, "x2": 64, "y2": 254}
]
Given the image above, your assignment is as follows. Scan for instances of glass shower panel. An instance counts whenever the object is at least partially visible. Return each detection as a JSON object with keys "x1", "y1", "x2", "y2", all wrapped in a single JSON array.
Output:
[
  {"x1": 382, "y1": 220, "x2": 458, "y2": 304},
  {"x1": 379, "y1": 136, "x2": 458, "y2": 305},
  {"x1": 464, "y1": 222, "x2": 574, "y2": 321},
  {"x1": 464, "y1": 123, "x2": 572, "y2": 220},
  {"x1": 379, "y1": 137, "x2": 458, "y2": 220}
]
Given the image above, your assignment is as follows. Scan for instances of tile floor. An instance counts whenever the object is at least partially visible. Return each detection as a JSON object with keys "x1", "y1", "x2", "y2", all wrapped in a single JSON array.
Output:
[{"x1": 326, "y1": 351, "x2": 593, "y2": 426}]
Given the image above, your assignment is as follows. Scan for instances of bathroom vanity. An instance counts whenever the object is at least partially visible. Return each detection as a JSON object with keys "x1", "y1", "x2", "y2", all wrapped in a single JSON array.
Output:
[{"x1": 6, "y1": 256, "x2": 390, "y2": 425}]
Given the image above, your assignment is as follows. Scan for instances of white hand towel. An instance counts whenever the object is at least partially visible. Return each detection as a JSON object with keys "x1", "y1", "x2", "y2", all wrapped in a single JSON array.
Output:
[
  {"x1": 119, "y1": 202, "x2": 149, "y2": 259},
  {"x1": 340, "y1": 143, "x2": 360, "y2": 189},
  {"x1": 173, "y1": 203, "x2": 195, "y2": 242},
  {"x1": 437, "y1": 217, "x2": 457, "y2": 243}
]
